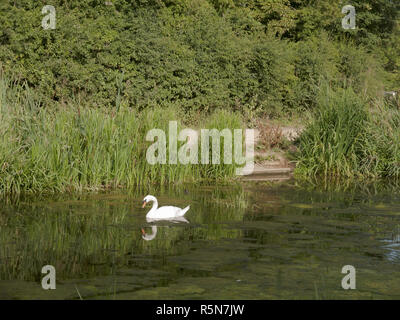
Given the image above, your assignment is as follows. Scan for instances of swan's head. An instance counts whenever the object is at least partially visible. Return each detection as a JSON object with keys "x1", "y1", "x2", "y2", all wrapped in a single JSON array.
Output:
[{"x1": 142, "y1": 195, "x2": 156, "y2": 208}]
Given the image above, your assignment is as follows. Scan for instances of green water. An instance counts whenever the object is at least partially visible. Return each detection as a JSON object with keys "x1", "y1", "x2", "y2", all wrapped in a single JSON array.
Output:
[{"x1": 1, "y1": 181, "x2": 400, "y2": 299}]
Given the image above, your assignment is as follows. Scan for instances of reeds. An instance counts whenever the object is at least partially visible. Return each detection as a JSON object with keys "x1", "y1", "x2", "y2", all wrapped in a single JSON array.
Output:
[
  {"x1": 296, "y1": 85, "x2": 400, "y2": 181},
  {"x1": 0, "y1": 76, "x2": 244, "y2": 194}
]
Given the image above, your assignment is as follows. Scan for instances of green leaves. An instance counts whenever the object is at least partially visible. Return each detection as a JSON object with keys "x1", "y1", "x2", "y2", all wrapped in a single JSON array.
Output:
[{"x1": 0, "y1": 0, "x2": 397, "y2": 117}]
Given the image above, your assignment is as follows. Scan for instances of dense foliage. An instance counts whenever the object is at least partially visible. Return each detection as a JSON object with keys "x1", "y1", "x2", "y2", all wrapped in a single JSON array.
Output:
[{"x1": 0, "y1": 0, "x2": 398, "y2": 118}]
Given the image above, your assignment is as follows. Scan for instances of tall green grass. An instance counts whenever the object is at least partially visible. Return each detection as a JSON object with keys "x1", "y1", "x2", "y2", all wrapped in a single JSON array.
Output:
[
  {"x1": 0, "y1": 76, "x2": 244, "y2": 194},
  {"x1": 296, "y1": 86, "x2": 400, "y2": 181}
]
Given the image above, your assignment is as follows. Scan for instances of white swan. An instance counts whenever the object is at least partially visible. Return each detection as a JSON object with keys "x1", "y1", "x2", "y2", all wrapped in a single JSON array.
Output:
[{"x1": 142, "y1": 195, "x2": 190, "y2": 220}]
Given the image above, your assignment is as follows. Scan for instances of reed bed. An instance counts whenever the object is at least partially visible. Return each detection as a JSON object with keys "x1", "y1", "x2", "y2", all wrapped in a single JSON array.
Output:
[
  {"x1": 0, "y1": 76, "x2": 243, "y2": 194},
  {"x1": 296, "y1": 86, "x2": 400, "y2": 181}
]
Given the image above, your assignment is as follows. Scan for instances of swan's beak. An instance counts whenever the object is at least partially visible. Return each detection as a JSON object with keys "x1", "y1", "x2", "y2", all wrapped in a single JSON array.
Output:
[
  {"x1": 141, "y1": 228, "x2": 145, "y2": 235},
  {"x1": 142, "y1": 200, "x2": 147, "y2": 208}
]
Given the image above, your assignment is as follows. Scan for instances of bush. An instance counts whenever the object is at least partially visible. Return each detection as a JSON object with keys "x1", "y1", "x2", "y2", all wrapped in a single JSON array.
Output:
[{"x1": 1, "y1": 1, "x2": 394, "y2": 118}]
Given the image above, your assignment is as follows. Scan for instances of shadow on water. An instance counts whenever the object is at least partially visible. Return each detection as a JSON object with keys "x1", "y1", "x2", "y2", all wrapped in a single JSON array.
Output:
[{"x1": 0, "y1": 180, "x2": 400, "y2": 299}]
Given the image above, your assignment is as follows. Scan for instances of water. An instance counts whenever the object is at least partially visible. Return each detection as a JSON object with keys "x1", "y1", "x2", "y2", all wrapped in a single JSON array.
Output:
[{"x1": 1, "y1": 181, "x2": 400, "y2": 299}]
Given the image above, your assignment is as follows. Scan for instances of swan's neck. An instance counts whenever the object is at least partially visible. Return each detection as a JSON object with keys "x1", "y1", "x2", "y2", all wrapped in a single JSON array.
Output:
[
  {"x1": 143, "y1": 226, "x2": 158, "y2": 241},
  {"x1": 149, "y1": 198, "x2": 158, "y2": 213}
]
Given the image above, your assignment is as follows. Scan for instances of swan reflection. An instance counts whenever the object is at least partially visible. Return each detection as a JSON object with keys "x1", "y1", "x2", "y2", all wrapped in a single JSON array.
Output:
[
  {"x1": 141, "y1": 225, "x2": 158, "y2": 241},
  {"x1": 141, "y1": 216, "x2": 189, "y2": 241}
]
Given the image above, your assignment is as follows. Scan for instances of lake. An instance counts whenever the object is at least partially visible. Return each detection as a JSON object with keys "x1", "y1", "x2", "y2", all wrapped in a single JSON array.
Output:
[{"x1": 1, "y1": 181, "x2": 400, "y2": 299}]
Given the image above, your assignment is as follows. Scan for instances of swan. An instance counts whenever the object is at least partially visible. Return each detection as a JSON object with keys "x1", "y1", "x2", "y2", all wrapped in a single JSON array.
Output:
[{"x1": 142, "y1": 195, "x2": 190, "y2": 220}]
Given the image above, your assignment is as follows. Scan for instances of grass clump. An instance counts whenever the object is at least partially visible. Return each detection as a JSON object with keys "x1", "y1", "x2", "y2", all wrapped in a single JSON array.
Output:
[{"x1": 296, "y1": 86, "x2": 400, "y2": 181}]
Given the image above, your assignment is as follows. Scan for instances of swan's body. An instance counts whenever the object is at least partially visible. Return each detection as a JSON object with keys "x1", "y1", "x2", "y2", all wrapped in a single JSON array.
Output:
[{"x1": 142, "y1": 195, "x2": 190, "y2": 220}]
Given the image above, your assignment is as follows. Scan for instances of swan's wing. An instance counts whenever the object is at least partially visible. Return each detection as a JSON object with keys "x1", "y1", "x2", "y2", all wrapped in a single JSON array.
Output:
[{"x1": 154, "y1": 206, "x2": 182, "y2": 218}]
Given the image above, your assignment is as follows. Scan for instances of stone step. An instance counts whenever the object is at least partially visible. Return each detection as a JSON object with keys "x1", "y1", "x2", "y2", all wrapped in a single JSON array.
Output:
[
  {"x1": 242, "y1": 175, "x2": 292, "y2": 182},
  {"x1": 251, "y1": 165, "x2": 293, "y2": 175},
  {"x1": 241, "y1": 165, "x2": 293, "y2": 181},
  {"x1": 256, "y1": 160, "x2": 282, "y2": 166}
]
